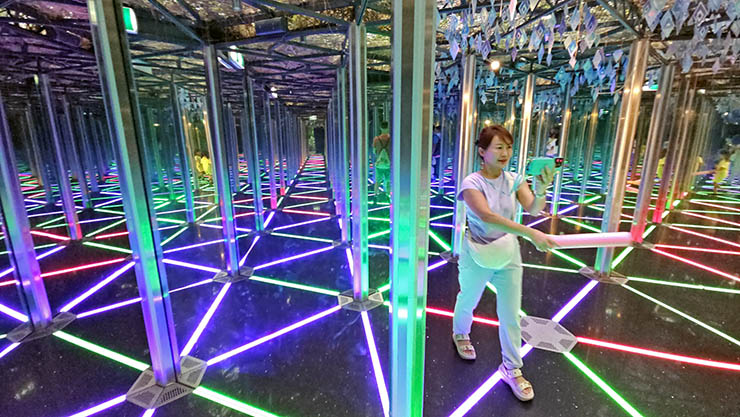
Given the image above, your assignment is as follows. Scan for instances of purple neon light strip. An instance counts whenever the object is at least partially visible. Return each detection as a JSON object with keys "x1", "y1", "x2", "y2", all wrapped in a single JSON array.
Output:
[
  {"x1": 448, "y1": 280, "x2": 599, "y2": 416},
  {"x1": 180, "y1": 282, "x2": 232, "y2": 357},
  {"x1": 207, "y1": 305, "x2": 342, "y2": 365},
  {"x1": 0, "y1": 342, "x2": 21, "y2": 359},
  {"x1": 141, "y1": 409, "x2": 155, "y2": 417},
  {"x1": 162, "y1": 259, "x2": 222, "y2": 274},
  {"x1": 264, "y1": 211, "x2": 276, "y2": 228},
  {"x1": 59, "y1": 261, "x2": 135, "y2": 312},
  {"x1": 345, "y1": 248, "x2": 354, "y2": 277},
  {"x1": 163, "y1": 239, "x2": 225, "y2": 254},
  {"x1": 66, "y1": 394, "x2": 127, "y2": 417},
  {"x1": 76, "y1": 278, "x2": 214, "y2": 319},
  {"x1": 253, "y1": 246, "x2": 334, "y2": 270},
  {"x1": 361, "y1": 311, "x2": 390, "y2": 417},
  {"x1": 0, "y1": 303, "x2": 27, "y2": 321},
  {"x1": 0, "y1": 244, "x2": 66, "y2": 279}
]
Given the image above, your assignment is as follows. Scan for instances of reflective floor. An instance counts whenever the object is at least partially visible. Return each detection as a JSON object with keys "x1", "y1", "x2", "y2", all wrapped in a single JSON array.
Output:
[{"x1": 1, "y1": 156, "x2": 738, "y2": 417}]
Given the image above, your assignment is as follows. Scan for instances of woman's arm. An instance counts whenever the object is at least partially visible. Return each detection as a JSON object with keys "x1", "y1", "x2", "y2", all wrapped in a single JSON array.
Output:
[{"x1": 463, "y1": 188, "x2": 556, "y2": 251}]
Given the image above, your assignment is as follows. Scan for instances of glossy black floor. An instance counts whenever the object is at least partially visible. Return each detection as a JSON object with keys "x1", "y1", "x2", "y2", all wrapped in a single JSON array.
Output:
[{"x1": 1, "y1": 158, "x2": 738, "y2": 417}]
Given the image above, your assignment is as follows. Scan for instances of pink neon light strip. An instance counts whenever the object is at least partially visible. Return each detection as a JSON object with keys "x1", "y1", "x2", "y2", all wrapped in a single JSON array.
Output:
[
  {"x1": 207, "y1": 305, "x2": 342, "y2": 365},
  {"x1": 653, "y1": 244, "x2": 740, "y2": 255},
  {"x1": 576, "y1": 337, "x2": 740, "y2": 371},
  {"x1": 650, "y1": 248, "x2": 740, "y2": 282},
  {"x1": 41, "y1": 258, "x2": 127, "y2": 278},
  {"x1": 690, "y1": 200, "x2": 740, "y2": 213},
  {"x1": 682, "y1": 211, "x2": 740, "y2": 227},
  {"x1": 281, "y1": 209, "x2": 331, "y2": 217},
  {"x1": 30, "y1": 230, "x2": 70, "y2": 241},
  {"x1": 94, "y1": 231, "x2": 130, "y2": 240},
  {"x1": 669, "y1": 226, "x2": 740, "y2": 249}
]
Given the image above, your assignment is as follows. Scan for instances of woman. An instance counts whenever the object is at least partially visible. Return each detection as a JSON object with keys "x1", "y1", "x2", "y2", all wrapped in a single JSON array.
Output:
[{"x1": 452, "y1": 125, "x2": 556, "y2": 402}]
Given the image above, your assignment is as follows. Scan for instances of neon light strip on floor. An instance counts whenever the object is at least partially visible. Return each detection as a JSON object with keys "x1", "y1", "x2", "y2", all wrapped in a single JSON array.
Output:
[
  {"x1": 650, "y1": 248, "x2": 740, "y2": 282},
  {"x1": 575, "y1": 337, "x2": 740, "y2": 371},
  {"x1": 668, "y1": 225, "x2": 740, "y2": 248},
  {"x1": 681, "y1": 211, "x2": 740, "y2": 227},
  {"x1": 653, "y1": 244, "x2": 740, "y2": 255},
  {"x1": 626, "y1": 276, "x2": 740, "y2": 294},
  {"x1": 0, "y1": 342, "x2": 21, "y2": 359},
  {"x1": 361, "y1": 311, "x2": 390, "y2": 417},
  {"x1": 41, "y1": 258, "x2": 127, "y2": 278},
  {"x1": 192, "y1": 387, "x2": 280, "y2": 417},
  {"x1": 59, "y1": 262, "x2": 135, "y2": 312},
  {"x1": 621, "y1": 284, "x2": 740, "y2": 347},
  {"x1": 65, "y1": 394, "x2": 127, "y2": 417},
  {"x1": 207, "y1": 305, "x2": 342, "y2": 366},
  {"x1": 162, "y1": 259, "x2": 221, "y2": 274},
  {"x1": 249, "y1": 275, "x2": 339, "y2": 296},
  {"x1": 563, "y1": 352, "x2": 644, "y2": 417},
  {"x1": 180, "y1": 282, "x2": 232, "y2": 357},
  {"x1": 253, "y1": 246, "x2": 334, "y2": 270}
]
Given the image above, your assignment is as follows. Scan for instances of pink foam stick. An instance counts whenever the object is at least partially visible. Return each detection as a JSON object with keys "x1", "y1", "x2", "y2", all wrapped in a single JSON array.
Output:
[{"x1": 551, "y1": 232, "x2": 633, "y2": 249}]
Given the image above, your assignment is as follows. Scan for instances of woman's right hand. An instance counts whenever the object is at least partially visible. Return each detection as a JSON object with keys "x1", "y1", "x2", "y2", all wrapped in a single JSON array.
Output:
[{"x1": 528, "y1": 229, "x2": 557, "y2": 252}]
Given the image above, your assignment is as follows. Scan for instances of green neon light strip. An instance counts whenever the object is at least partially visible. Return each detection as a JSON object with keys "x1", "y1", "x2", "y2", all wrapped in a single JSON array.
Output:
[
  {"x1": 53, "y1": 330, "x2": 148, "y2": 371},
  {"x1": 428, "y1": 230, "x2": 451, "y2": 251},
  {"x1": 621, "y1": 284, "x2": 740, "y2": 347},
  {"x1": 550, "y1": 249, "x2": 587, "y2": 268},
  {"x1": 429, "y1": 212, "x2": 453, "y2": 221},
  {"x1": 161, "y1": 225, "x2": 189, "y2": 246},
  {"x1": 86, "y1": 218, "x2": 127, "y2": 237},
  {"x1": 560, "y1": 217, "x2": 602, "y2": 233},
  {"x1": 83, "y1": 241, "x2": 132, "y2": 254},
  {"x1": 35, "y1": 215, "x2": 67, "y2": 228},
  {"x1": 95, "y1": 208, "x2": 127, "y2": 216},
  {"x1": 626, "y1": 276, "x2": 740, "y2": 294},
  {"x1": 156, "y1": 217, "x2": 186, "y2": 225},
  {"x1": 196, "y1": 205, "x2": 219, "y2": 222},
  {"x1": 611, "y1": 247, "x2": 633, "y2": 269},
  {"x1": 581, "y1": 195, "x2": 602, "y2": 204},
  {"x1": 54, "y1": 330, "x2": 281, "y2": 416},
  {"x1": 368, "y1": 216, "x2": 391, "y2": 222},
  {"x1": 269, "y1": 232, "x2": 334, "y2": 244},
  {"x1": 521, "y1": 263, "x2": 580, "y2": 273},
  {"x1": 250, "y1": 276, "x2": 339, "y2": 296},
  {"x1": 681, "y1": 210, "x2": 740, "y2": 215},
  {"x1": 563, "y1": 352, "x2": 644, "y2": 417},
  {"x1": 193, "y1": 387, "x2": 281, "y2": 417},
  {"x1": 0, "y1": 243, "x2": 57, "y2": 256},
  {"x1": 368, "y1": 229, "x2": 391, "y2": 240}
]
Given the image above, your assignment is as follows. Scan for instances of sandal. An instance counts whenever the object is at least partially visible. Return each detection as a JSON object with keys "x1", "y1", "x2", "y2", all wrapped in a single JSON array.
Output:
[
  {"x1": 498, "y1": 363, "x2": 534, "y2": 401},
  {"x1": 452, "y1": 333, "x2": 476, "y2": 360}
]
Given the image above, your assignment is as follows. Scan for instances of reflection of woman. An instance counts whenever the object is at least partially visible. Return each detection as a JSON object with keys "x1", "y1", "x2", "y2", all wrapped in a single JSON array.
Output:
[{"x1": 452, "y1": 125, "x2": 556, "y2": 402}]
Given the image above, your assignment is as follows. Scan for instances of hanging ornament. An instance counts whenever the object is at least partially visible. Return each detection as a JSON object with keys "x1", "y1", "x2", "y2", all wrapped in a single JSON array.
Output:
[
  {"x1": 644, "y1": 1, "x2": 661, "y2": 32},
  {"x1": 568, "y1": 7, "x2": 581, "y2": 31},
  {"x1": 450, "y1": 38, "x2": 460, "y2": 60},
  {"x1": 707, "y1": 0, "x2": 722, "y2": 12},
  {"x1": 538, "y1": 44, "x2": 545, "y2": 63},
  {"x1": 660, "y1": 11, "x2": 675, "y2": 39},
  {"x1": 508, "y1": 0, "x2": 517, "y2": 22},
  {"x1": 518, "y1": 0, "x2": 529, "y2": 18},
  {"x1": 672, "y1": 0, "x2": 690, "y2": 32},
  {"x1": 712, "y1": 57, "x2": 721, "y2": 73},
  {"x1": 690, "y1": 2, "x2": 709, "y2": 26},
  {"x1": 681, "y1": 52, "x2": 693, "y2": 72}
]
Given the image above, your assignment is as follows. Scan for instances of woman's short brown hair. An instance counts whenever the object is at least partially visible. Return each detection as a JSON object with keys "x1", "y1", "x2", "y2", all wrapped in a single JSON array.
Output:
[{"x1": 476, "y1": 125, "x2": 514, "y2": 156}]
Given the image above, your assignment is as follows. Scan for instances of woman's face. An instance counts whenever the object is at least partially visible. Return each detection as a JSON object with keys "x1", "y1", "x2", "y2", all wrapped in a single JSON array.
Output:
[{"x1": 479, "y1": 135, "x2": 513, "y2": 169}]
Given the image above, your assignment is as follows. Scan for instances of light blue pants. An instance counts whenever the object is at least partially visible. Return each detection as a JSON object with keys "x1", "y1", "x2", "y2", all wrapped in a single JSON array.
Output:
[{"x1": 453, "y1": 238, "x2": 524, "y2": 370}]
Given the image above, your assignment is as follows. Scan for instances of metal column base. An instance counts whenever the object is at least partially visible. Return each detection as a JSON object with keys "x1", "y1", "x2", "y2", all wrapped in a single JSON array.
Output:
[
  {"x1": 126, "y1": 356, "x2": 207, "y2": 409},
  {"x1": 578, "y1": 267, "x2": 628, "y2": 285},
  {"x1": 338, "y1": 289, "x2": 384, "y2": 312},
  {"x1": 7, "y1": 312, "x2": 76, "y2": 343},
  {"x1": 440, "y1": 251, "x2": 458, "y2": 263},
  {"x1": 213, "y1": 267, "x2": 253, "y2": 284}
]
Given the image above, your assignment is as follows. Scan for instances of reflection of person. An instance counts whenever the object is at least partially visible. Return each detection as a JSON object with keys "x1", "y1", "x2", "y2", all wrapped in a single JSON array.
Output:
[
  {"x1": 713, "y1": 151, "x2": 731, "y2": 193},
  {"x1": 730, "y1": 145, "x2": 740, "y2": 184},
  {"x1": 452, "y1": 125, "x2": 556, "y2": 402},
  {"x1": 372, "y1": 121, "x2": 391, "y2": 201},
  {"x1": 431, "y1": 124, "x2": 442, "y2": 178},
  {"x1": 194, "y1": 150, "x2": 212, "y2": 185},
  {"x1": 656, "y1": 148, "x2": 668, "y2": 179}
]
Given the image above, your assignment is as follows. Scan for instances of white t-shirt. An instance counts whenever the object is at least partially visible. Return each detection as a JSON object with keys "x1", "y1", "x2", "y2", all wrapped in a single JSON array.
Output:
[{"x1": 456, "y1": 171, "x2": 522, "y2": 244}]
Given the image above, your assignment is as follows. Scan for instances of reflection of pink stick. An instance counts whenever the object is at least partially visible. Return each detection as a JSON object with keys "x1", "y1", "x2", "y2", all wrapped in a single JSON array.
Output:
[{"x1": 551, "y1": 232, "x2": 633, "y2": 249}]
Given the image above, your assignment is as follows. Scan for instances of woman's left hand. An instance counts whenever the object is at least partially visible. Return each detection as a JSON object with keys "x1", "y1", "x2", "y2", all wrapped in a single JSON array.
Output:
[{"x1": 535, "y1": 165, "x2": 555, "y2": 190}]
